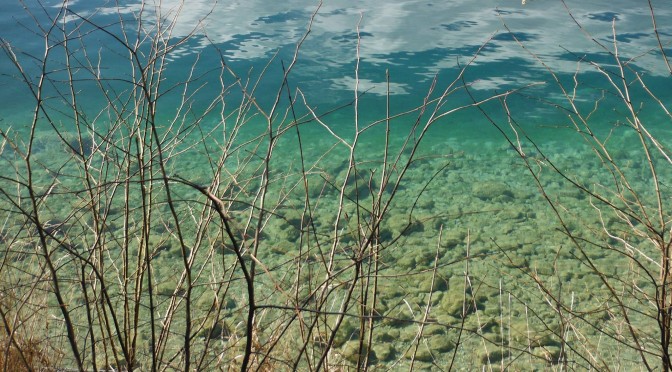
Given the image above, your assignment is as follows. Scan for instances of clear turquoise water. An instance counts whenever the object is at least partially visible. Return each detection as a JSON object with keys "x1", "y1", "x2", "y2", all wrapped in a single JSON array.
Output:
[
  {"x1": 3, "y1": 0, "x2": 670, "y2": 139},
  {"x1": 1, "y1": 0, "x2": 671, "y2": 369}
]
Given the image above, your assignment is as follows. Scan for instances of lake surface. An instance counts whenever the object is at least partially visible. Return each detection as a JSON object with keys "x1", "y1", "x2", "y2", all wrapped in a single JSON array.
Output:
[{"x1": 2, "y1": 0, "x2": 670, "y2": 131}]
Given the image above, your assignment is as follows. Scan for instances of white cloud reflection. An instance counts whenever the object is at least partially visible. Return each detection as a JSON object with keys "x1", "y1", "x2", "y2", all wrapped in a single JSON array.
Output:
[
  {"x1": 72, "y1": 0, "x2": 671, "y2": 91},
  {"x1": 330, "y1": 76, "x2": 410, "y2": 96}
]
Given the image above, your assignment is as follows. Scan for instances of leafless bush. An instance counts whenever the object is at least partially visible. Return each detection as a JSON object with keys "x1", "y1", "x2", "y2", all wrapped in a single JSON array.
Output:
[
  {"x1": 11, "y1": 0, "x2": 669, "y2": 370},
  {"x1": 491, "y1": 1, "x2": 672, "y2": 370},
  {"x1": 0, "y1": 1, "x2": 519, "y2": 370}
]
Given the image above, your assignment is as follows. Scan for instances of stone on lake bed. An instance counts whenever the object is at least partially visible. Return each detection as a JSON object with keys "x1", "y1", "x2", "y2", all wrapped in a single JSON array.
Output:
[
  {"x1": 532, "y1": 345, "x2": 563, "y2": 363},
  {"x1": 472, "y1": 181, "x2": 514, "y2": 201},
  {"x1": 372, "y1": 343, "x2": 395, "y2": 361},
  {"x1": 376, "y1": 328, "x2": 400, "y2": 342},
  {"x1": 429, "y1": 335, "x2": 455, "y2": 352},
  {"x1": 404, "y1": 344, "x2": 434, "y2": 362},
  {"x1": 341, "y1": 340, "x2": 375, "y2": 364}
]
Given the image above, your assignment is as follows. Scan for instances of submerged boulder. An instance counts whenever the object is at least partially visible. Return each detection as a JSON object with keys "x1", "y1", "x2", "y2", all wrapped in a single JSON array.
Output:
[{"x1": 472, "y1": 181, "x2": 514, "y2": 201}]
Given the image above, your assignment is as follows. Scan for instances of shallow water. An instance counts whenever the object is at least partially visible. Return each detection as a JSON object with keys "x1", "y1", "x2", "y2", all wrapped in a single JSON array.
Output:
[{"x1": 1, "y1": 0, "x2": 671, "y2": 370}]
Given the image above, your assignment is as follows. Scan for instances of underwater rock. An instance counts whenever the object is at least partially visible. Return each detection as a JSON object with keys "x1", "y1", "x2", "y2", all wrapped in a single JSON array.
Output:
[
  {"x1": 66, "y1": 136, "x2": 95, "y2": 158},
  {"x1": 341, "y1": 340, "x2": 375, "y2": 364},
  {"x1": 198, "y1": 319, "x2": 231, "y2": 339},
  {"x1": 195, "y1": 293, "x2": 215, "y2": 312},
  {"x1": 440, "y1": 277, "x2": 492, "y2": 318},
  {"x1": 532, "y1": 345, "x2": 563, "y2": 363},
  {"x1": 429, "y1": 334, "x2": 454, "y2": 352},
  {"x1": 376, "y1": 328, "x2": 400, "y2": 342},
  {"x1": 372, "y1": 343, "x2": 394, "y2": 361},
  {"x1": 223, "y1": 297, "x2": 237, "y2": 310},
  {"x1": 423, "y1": 324, "x2": 446, "y2": 336},
  {"x1": 441, "y1": 230, "x2": 466, "y2": 248},
  {"x1": 417, "y1": 198, "x2": 435, "y2": 210},
  {"x1": 333, "y1": 318, "x2": 360, "y2": 347},
  {"x1": 156, "y1": 281, "x2": 178, "y2": 297},
  {"x1": 335, "y1": 168, "x2": 379, "y2": 200},
  {"x1": 418, "y1": 276, "x2": 448, "y2": 293},
  {"x1": 404, "y1": 343, "x2": 434, "y2": 362},
  {"x1": 151, "y1": 242, "x2": 173, "y2": 259},
  {"x1": 497, "y1": 207, "x2": 525, "y2": 221},
  {"x1": 385, "y1": 306, "x2": 414, "y2": 327},
  {"x1": 386, "y1": 217, "x2": 425, "y2": 238},
  {"x1": 464, "y1": 315, "x2": 498, "y2": 333},
  {"x1": 396, "y1": 254, "x2": 417, "y2": 270},
  {"x1": 529, "y1": 332, "x2": 561, "y2": 349},
  {"x1": 480, "y1": 349, "x2": 507, "y2": 364},
  {"x1": 472, "y1": 181, "x2": 514, "y2": 201},
  {"x1": 278, "y1": 224, "x2": 301, "y2": 243}
]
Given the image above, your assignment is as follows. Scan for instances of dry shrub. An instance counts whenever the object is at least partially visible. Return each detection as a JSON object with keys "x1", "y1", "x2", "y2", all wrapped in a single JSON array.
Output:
[{"x1": 0, "y1": 333, "x2": 52, "y2": 372}]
